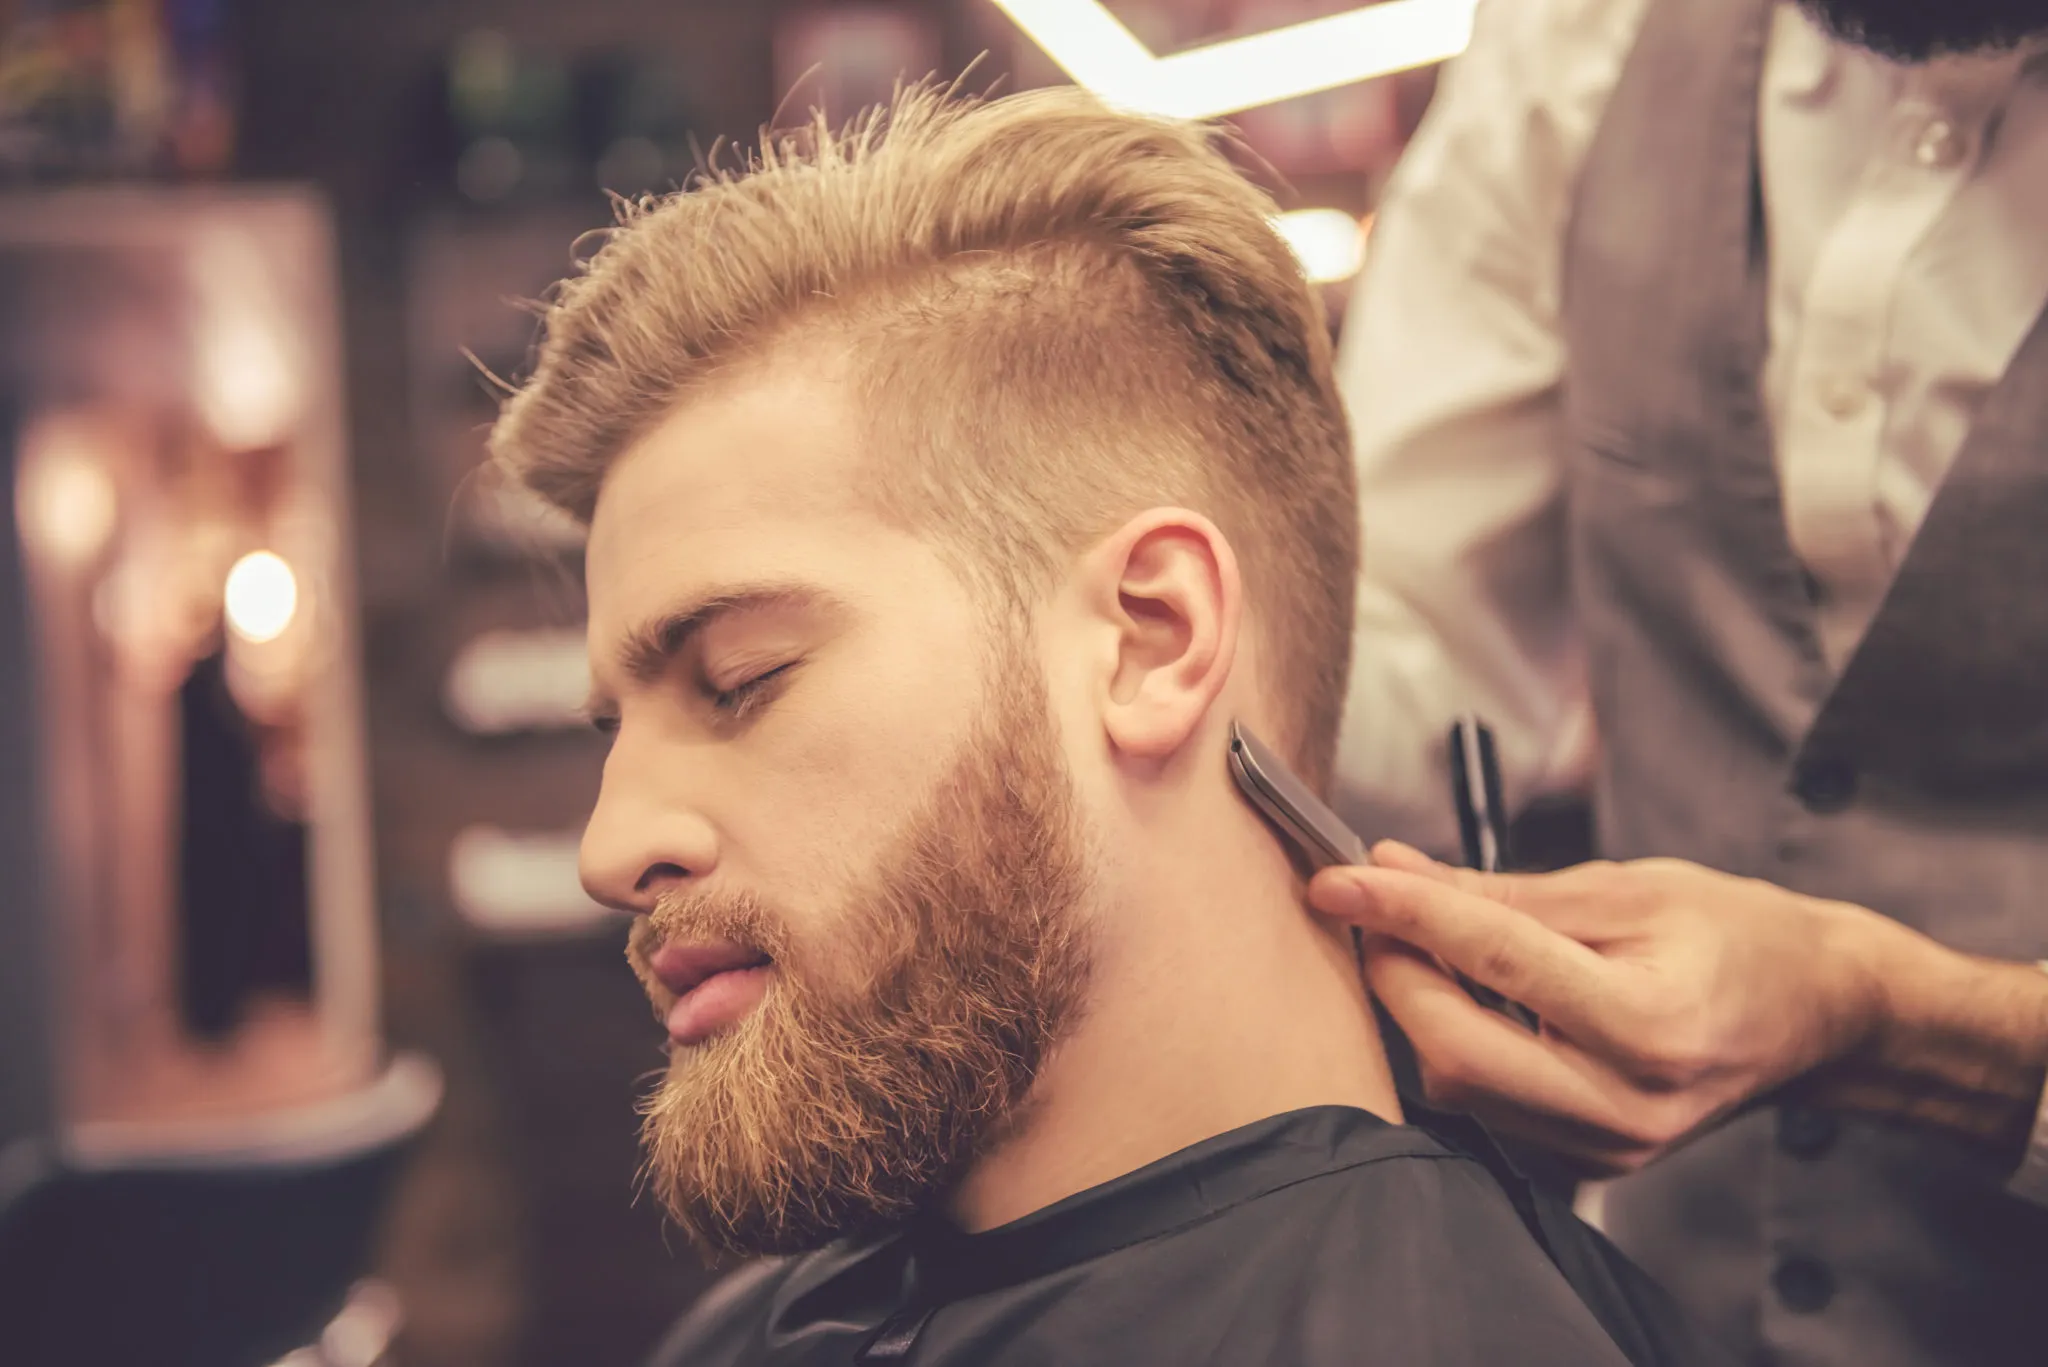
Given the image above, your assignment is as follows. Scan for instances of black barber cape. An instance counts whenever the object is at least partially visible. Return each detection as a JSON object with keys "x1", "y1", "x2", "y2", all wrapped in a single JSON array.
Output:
[{"x1": 650, "y1": 1107, "x2": 1731, "y2": 1366}]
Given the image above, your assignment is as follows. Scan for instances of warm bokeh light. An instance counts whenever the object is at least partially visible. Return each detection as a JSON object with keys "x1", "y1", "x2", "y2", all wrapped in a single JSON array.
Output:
[
  {"x1": 15, "y1": 421, "x2": 119, "y2": 569},
  {"x1": 448, "y1": 825, "x2": 618, "y2": 936},
  {"x1": 989, "y1": 0, "x2": 1476, "y2": 120},
  {"x1": 192, "y1": 226, "x2": 306, "y2": 450},
  {"x1": 224, "y1": 549, "x2": 299, "y2": 643},
  {"x1": 1272, "y1": 208, "x2": 1369, "y2": 284},
  {"x1": 443, "y1": 627, "x2": 591, "y2": 735}
]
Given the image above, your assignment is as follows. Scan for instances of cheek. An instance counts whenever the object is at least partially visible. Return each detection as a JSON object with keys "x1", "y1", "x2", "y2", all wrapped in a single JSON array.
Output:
[{"x1": 726, "y1": 640, "x2": 983, "y2": 921}]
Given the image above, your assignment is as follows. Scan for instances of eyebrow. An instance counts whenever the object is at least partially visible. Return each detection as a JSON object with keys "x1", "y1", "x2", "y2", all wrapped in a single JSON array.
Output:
[{"x1": 585, "y1": 582, "x2": 833, "y2": 717}]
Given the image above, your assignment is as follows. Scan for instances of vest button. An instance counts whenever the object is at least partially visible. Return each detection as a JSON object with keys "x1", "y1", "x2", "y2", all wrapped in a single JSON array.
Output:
[
  {"x1": 1778, "y1": 1105, "x2": 1838, "y2": 1159},
  {"x1": 1792, "y1": 755, "x2": 1858, "y2": 813},
  {"x1": 1772, "y1": 1255, "x2": 1835, "y2": 1314},
  {"x1": 1817, "y1": 374, "x2": 1868, "y2": 421}
]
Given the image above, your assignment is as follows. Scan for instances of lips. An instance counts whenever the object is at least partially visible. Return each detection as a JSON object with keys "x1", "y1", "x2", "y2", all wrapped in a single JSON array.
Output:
[
  {"x1": 649, "y1": 939, "x2": 772, "y2": 997},
  {"x1": 647, "y1": 938, "x2": 775, "y2": 1047}
]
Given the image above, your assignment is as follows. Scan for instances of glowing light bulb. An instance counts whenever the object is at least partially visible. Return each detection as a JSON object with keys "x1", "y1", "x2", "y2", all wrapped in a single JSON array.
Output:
[{"x1": 224, "y1": 550, "x2": 299, "y2": 643}]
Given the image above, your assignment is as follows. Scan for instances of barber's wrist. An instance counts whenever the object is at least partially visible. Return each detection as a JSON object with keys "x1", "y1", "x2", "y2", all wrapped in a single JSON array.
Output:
[{"x1": 1808, "y1": 909, "x2": 2048, "y2": 1165}]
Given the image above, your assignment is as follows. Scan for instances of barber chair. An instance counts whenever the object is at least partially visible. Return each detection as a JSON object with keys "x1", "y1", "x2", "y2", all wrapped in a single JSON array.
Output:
[{"x1": 0, "y1": 1056, "x2": 441, "y2": 1367}]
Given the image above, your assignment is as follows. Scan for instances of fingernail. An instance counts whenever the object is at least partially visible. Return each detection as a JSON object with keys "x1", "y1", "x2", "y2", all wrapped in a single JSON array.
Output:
[{"x1": 1310, "y1": 870, "x2": 1379, "y2": 919}]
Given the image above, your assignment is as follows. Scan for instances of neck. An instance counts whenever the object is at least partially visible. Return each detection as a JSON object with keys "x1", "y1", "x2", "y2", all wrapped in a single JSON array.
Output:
[{"x1": 948, "y1": 825, "x2": 1402, "y2": 1232}]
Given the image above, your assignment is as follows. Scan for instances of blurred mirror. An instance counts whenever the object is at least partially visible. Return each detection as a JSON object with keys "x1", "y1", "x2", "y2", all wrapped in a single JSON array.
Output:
[{"x1": 1, "y1": 188, "x2": 378, "y2": 1136}]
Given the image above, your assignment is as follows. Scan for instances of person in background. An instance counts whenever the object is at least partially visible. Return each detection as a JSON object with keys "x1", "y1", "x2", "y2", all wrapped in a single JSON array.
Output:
[
  {"x1": 1331, "y1": 0, "x2": 2048, "y2": 1362},
  {"x1": 486, "y1": 86, "x2": 1674, "y2": 1367}
]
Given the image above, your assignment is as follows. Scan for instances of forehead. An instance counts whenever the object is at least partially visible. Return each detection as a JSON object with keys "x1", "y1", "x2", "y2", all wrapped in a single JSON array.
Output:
[{"x1": 585, "y1": 364, "x2": 881, "y2": 624}]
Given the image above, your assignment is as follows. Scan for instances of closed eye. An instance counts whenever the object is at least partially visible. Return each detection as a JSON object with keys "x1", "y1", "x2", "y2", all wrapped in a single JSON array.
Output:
[{"x1": 710, "y1": 661, "x2": 800, "y2": 721}]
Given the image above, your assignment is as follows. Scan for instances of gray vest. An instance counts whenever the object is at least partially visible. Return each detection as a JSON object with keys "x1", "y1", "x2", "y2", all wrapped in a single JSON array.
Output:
[{"x1": 1561, "y1": 1, "x2": 2048, "y2": 1363}]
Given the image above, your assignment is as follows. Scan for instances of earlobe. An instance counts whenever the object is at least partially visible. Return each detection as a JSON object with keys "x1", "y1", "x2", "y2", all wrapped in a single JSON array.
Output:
[{"x1": 1091, "y1": 509, "x2": 1242, "y2": 765}]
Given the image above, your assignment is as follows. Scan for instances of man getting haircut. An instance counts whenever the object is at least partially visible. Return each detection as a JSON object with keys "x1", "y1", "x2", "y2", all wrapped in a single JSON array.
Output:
[{"x1": 491, "y1": 86, "x2": 1642, "y2": 1366}]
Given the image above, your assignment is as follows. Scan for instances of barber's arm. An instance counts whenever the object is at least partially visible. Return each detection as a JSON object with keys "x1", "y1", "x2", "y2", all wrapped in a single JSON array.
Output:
[
  {"x1": 1309, "y1": 844, "x2": 2048, "y2": 1195},
  {"x1": 1329, "y1": 0, "x2": 1651, "y2": 852}
]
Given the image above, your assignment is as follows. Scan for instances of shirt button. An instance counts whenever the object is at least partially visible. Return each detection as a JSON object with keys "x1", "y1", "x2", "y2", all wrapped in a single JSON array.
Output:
[
  {"x1": 1817, "y1": 374, "x2": 1867, "y2": 420},
  {"x1": 1778, "y1": 1105, "x2": 1839, "y2": 1159},
  {"x1": 1913, "y1": 118, "x2": 1965, "y2": 168},
  {"x1": 1772, "y1": 1255, "x2": 1836, "y2": 1314},
  {"x1": 1792, "y1": 754, "x2": 1858, "y2": 813}
]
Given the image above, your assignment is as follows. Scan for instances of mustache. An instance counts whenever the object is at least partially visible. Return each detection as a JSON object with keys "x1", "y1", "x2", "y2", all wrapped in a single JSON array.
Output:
[{"x1": 630, "y1": 887, "x2": 793, "y2": 974}]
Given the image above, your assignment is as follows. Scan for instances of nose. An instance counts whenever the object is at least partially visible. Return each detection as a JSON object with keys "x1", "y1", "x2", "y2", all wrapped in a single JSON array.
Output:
[{"x1": 579, "y1": 756, "x2": 721, "y2": 915}]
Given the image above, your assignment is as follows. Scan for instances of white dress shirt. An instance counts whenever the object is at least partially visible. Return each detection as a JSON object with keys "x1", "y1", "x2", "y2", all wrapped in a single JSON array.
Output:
[{"x1": 1333, "y1": 0, "x2": 2048, "y2": 1202}]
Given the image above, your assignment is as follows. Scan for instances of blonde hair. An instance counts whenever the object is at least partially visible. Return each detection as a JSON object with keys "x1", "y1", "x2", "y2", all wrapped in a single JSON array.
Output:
[{"x1": 491, "y1": 84, "x2": 1358, "y2": 788}]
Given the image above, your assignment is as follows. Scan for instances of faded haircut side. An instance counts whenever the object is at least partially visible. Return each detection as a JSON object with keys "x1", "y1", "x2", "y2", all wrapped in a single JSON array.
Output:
[{"x1": 490, "y1": 83, "x2": 1359, "y2": 790}]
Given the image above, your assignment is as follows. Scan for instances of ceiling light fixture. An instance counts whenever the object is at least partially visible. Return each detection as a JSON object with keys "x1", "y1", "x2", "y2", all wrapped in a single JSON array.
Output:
[{"x1": 989, "y1": 0, "x2": 1476, "y2": 120}]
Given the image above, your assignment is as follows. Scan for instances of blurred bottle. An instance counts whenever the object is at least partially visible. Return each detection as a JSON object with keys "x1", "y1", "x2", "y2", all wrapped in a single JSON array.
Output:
[
  {"x1": 578, "y1": 49, "x2": 699, "y2": 199},
  {"x1": 443, "y1": 29, "x2": 576, "y2": 206},
  {"x1": 0, "y1": 0, "x2": 233, "y2": 182},
  {"x1": 163, "y1": 0, "x2": 234, "y2": 175}
]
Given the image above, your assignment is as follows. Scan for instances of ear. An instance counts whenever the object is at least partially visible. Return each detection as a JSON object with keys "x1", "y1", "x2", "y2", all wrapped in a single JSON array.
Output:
[{"x1": 1078, "y1": 508, "x2": 1242, "y2": 766}]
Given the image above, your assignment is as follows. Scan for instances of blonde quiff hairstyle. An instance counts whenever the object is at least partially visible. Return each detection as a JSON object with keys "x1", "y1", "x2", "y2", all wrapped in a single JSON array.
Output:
[{"x1": 492, "y1": 84, "x2": 1359, "y2": 789}]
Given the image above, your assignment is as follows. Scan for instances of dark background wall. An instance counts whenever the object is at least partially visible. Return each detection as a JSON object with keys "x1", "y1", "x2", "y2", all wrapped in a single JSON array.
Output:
[{"x1": 0, "y1": 405, "x2": 56, "y2": 1160}]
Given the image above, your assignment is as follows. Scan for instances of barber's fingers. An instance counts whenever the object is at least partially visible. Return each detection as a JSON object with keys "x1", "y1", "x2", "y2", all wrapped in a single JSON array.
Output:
[
  {"x1": 1368, "y1": 946, "x2": 1632, "y2": 1129},
  {"x1": 1365, "y1": 840, "x2": 1612, "y2": 939},
  {"x1": 1314, "y1": 865, "x2": 1629, "y2": 1050},
  {"x1": 1367, "y1": 946, "x2": 1685, "y2": 1173}
]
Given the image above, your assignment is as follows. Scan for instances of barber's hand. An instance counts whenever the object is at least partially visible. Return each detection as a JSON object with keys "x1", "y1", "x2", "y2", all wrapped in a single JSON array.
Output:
[{"x1": 1308, "y1": 844, "x2": 1908, "y2": 1177}]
